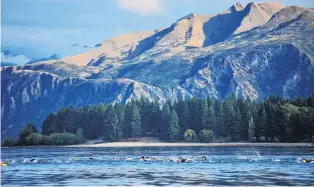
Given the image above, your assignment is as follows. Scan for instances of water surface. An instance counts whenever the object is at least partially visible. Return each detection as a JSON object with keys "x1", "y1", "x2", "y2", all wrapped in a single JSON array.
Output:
[{"x1": 1, "y1": 146, "x2": 314, "y2": 186}]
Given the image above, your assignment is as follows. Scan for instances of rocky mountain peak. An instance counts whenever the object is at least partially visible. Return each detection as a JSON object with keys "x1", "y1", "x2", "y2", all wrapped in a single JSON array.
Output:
[
  {"x1": 33, "y1": 2, "x2": 285, "y2": 67},
  {"x1": 265, "y1": 5, "x2": 312, "y2": 28},
  {"x1": 229, "y1": 2, "x2": 244, "y2": 12}
]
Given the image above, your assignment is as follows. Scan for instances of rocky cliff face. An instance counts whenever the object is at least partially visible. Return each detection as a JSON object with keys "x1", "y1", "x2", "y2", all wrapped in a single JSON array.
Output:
[{"x1": 1, "y1": 3, "x2": 314, "y2": 138}]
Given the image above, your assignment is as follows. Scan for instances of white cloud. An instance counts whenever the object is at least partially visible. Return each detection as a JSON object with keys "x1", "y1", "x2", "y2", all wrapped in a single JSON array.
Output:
[
  {"x1": 1, "y1": 52, "x2": 31, "y2": 65},
  {"x1": 116, "y1": 0, "x2": 165, "y2": 15}
]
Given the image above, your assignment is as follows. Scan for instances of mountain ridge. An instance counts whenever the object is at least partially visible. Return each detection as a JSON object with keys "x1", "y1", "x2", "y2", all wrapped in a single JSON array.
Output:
[{"x1": 44, "y1": 2, "x2": 284, "y2": 67}]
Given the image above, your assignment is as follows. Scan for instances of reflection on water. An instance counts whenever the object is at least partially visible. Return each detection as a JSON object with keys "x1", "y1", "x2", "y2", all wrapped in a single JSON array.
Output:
[{"x1": 1, "y1": 146, "x2": 314, "y2": 186}]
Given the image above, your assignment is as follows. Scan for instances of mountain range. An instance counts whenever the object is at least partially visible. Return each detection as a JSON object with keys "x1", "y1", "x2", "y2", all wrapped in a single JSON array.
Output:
[
  {"x1": 1, "y1": 2, "x2": 314, "y2": 138},
  {"x1": 1, "y1": 43, "x2": 102, "y2": 67}
]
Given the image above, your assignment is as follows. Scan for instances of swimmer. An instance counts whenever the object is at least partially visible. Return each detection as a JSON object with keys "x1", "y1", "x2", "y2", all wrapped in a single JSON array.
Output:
[
  {"x1": 165, "y1": 157, "x2": 173, "y2": 162},
  {"x1": 201, "y1": 156, "x2": 207, "y2": 161},
  {"x1": 30, "y1": 159, "x2": 38, "y2": 163},
  {"x1": 1, "y1": 161, "x2": 8, "y2": 167},
  {"x1": 139, "y1": 156, "x2": 146, "y2": 161},
  {"x1": 177, "y1": 157, "x2": 187, "y2": 163},
  {"x1": 302, "y1": 158, "x2": 314, "y2": 163},
  {"x1": 89, "y1": 157, "x2": 94, "y2": 160}
]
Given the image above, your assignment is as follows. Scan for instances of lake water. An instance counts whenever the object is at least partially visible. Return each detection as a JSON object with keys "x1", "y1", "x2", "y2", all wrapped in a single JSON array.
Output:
[{"x1": 1, "y1": 146, "x2": 314, "y2": 186}]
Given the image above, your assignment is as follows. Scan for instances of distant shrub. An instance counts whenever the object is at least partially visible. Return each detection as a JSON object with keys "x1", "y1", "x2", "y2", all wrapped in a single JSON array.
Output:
[
  {"x1": 183, "y1": 129, "x2": 198, "y2": 142},
  {"x1": 25, "y1": 133, "x2": 44, "y2": 145},
  {"x1": 285, "y1": 127, "x2": 295, "y2": 142},
  {"x1": 47, "y1": 132, "x2": 77, "y2": 145},
  {"x1": 3, "y1": 137, "x2": 17, "y2": 147},
  {"x1": 267, "y1": 137, "x2": 271, "y2": 142},
  {"x1": 199, "y1": 130, "x2": 215, "y2": 143},
  {"x1": 40, "y1": 129, "x2": 85, "y2": 145},
  {"x1": 304, "y1": 135, "x2": 310, "y2": 142},
  {"x1": 259, "y1": 136, "x2": 266, "y2": 142},
  {"x1": 214, "y1": 137, "x2": 224, "y2": 143},
  {"x1": 225, "y1": 135, "x2": 232, "y2": 142},
  {"x1": 215, "y1": 136, "x2": 232, "y2": 143},
  {"x1": 273, "y1": 137, "x2": 280, "y2": 143},
  {"x1": 43, "y1": 135, "x2": 51, "y2": 145},
  {"x1": 251, "y1": 136, "x2": 257, "y2": 142},
  {"x1": 75, "y1": 128, "x2": 85, "y2": 144},
  {"x1": 13, "y1": 128, "x2": 86, "y2": 146}
]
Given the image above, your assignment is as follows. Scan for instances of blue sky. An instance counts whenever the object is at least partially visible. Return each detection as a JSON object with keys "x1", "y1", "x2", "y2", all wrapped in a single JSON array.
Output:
[{"x1": 1, "y1": 0, "x2": 314, "y2": 63}]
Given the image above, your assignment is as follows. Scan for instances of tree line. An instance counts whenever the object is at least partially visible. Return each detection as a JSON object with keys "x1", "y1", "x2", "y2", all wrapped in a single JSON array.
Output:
[
  {"x1": 3, "y1": 94, "x2": 314, "y2": 146},
  {"x1": 3, "y1": 124, "x2": 85, "y2": 146}
]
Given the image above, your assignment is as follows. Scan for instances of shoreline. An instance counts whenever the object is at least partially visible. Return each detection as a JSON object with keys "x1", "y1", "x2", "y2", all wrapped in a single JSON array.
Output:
[
  {"x1": 66, "y1": 142, "x2": 314, "y2": 148},
  {"x1": 2, "y1": 142, "x2": 313, "y2": 148}
]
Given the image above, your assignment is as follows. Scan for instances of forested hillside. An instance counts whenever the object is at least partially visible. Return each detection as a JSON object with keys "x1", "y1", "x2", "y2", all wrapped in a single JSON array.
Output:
[{"x1": 5, "y1": 93, "x2": 313, "y2": 146}]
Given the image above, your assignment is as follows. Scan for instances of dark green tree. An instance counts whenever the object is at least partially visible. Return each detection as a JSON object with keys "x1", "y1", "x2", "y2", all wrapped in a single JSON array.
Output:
[
  {"x1": 199, "y1": 129, "x2": 215, "y2": 143},
  {"x1": 183, "y1": 129, "x2": 198, "y2": 142},
  {"x1": 208, "y1": 105, "x2": 217, "y2": 131},
  {"x1": 179, "y1": 102, "x2": 192, "y2": 133},
  {"x1": 214, "y1": 100, "x2": 225, "y2": 137},
  {"x1": 248, "y1": 117, "x2": 255, "y2": 141},
  {"x1": 258, "y1": 107, "x2": 268, "y2": 138},
  {"x1": 25, "y1": 133, "x2": 43, "y2": 145},
  {"x1": 114, "y1": 103, "x2": 125, "y2": 138},
  {"x1": 123, "y1": 102, "x2": 133, "y2": 139},
  {"x1": 199, "y1": 99, "x2": 209, "y2": 131},
  {"x1": 130, "y1": 103, "x2": 142, "y2": 139},
  {"x1": 3, "y1": 137, "x2": 17, "y2": 146},
  {"x1": 160, "y1": 102, "x2": 171, "y2": 141},
  {"x1": 42, "y1": 113, "x2": 56, "y2": 135},
  {"x1": 168, "y1": 109, "x2": 181, "y2": 141},
  {"x1": 18, "y1": 124, "x2": 38, "y2": 145}
]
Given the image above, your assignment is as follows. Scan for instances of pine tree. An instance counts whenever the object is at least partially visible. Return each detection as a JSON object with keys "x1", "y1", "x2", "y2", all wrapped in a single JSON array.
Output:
[
  {"x1": 63, "y1": 105, "x2": 76, "y2": 133},
  {"x1": 307, "y1": 93, "x2": 314, "y2": 108},
  {"x1": 114, "y1": 103, "x2": 125, "y2": 138},
  {"x1": 231, "y1": 107, "x2": 241, "y2": 141},
  {"x1": 130, "y1": 103, "x2": 142, "y2": 139},
  {"x1": 259, "y1": 107, "x2": 268, "y2": 137},
  {"x1": 123, "y1": 102, "x2": 133, "y2": 139},
  {"x1": 103, "y1": 107, "x2": 118, "y2": 141},
  {"x1": 18, "y1": 124, "x2": 38, "y2": 145},
  {"x1": 93, "y1": 103, "x2": 106, "y2": 138},
  {"x1": 168, "y1": 109, "x2": 181, "y2": 142},
  {"x1": 214, "y1": 100, "x2": 225, "y2": 137},
  {"x1": 149, "y1": 100, "x2": 161, "y2": 136},
  {"x1": 179, "y1": 102, "x2": 192, "y2": 133},
  {"x1": 188, "y1": 98, "x2": 201, "y2": 133},
  {"x1": 223, "y1": 101, "x2": 235, "y2": 137},
  {"x1": 138, "y1": 97, "x2": 150, "y2": 136},
  {"x1": 42, "y1": 113, "x2": 56, "y2": 135},
  {"x1": 208, "y1": 106, "x2": 217, "y2": 131},
  {"x1": 160, "y1": 102, "x2": 171, "y2": 141},
  {"x1": 200, "y1": 99, "x2": 209, "y2": 131},
  {"x1": 248, "y1": 117, "x2": 255, "y2": 141},
  {"x1": 76, "y1": 127, "x2": 84, "y2": 143}
]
